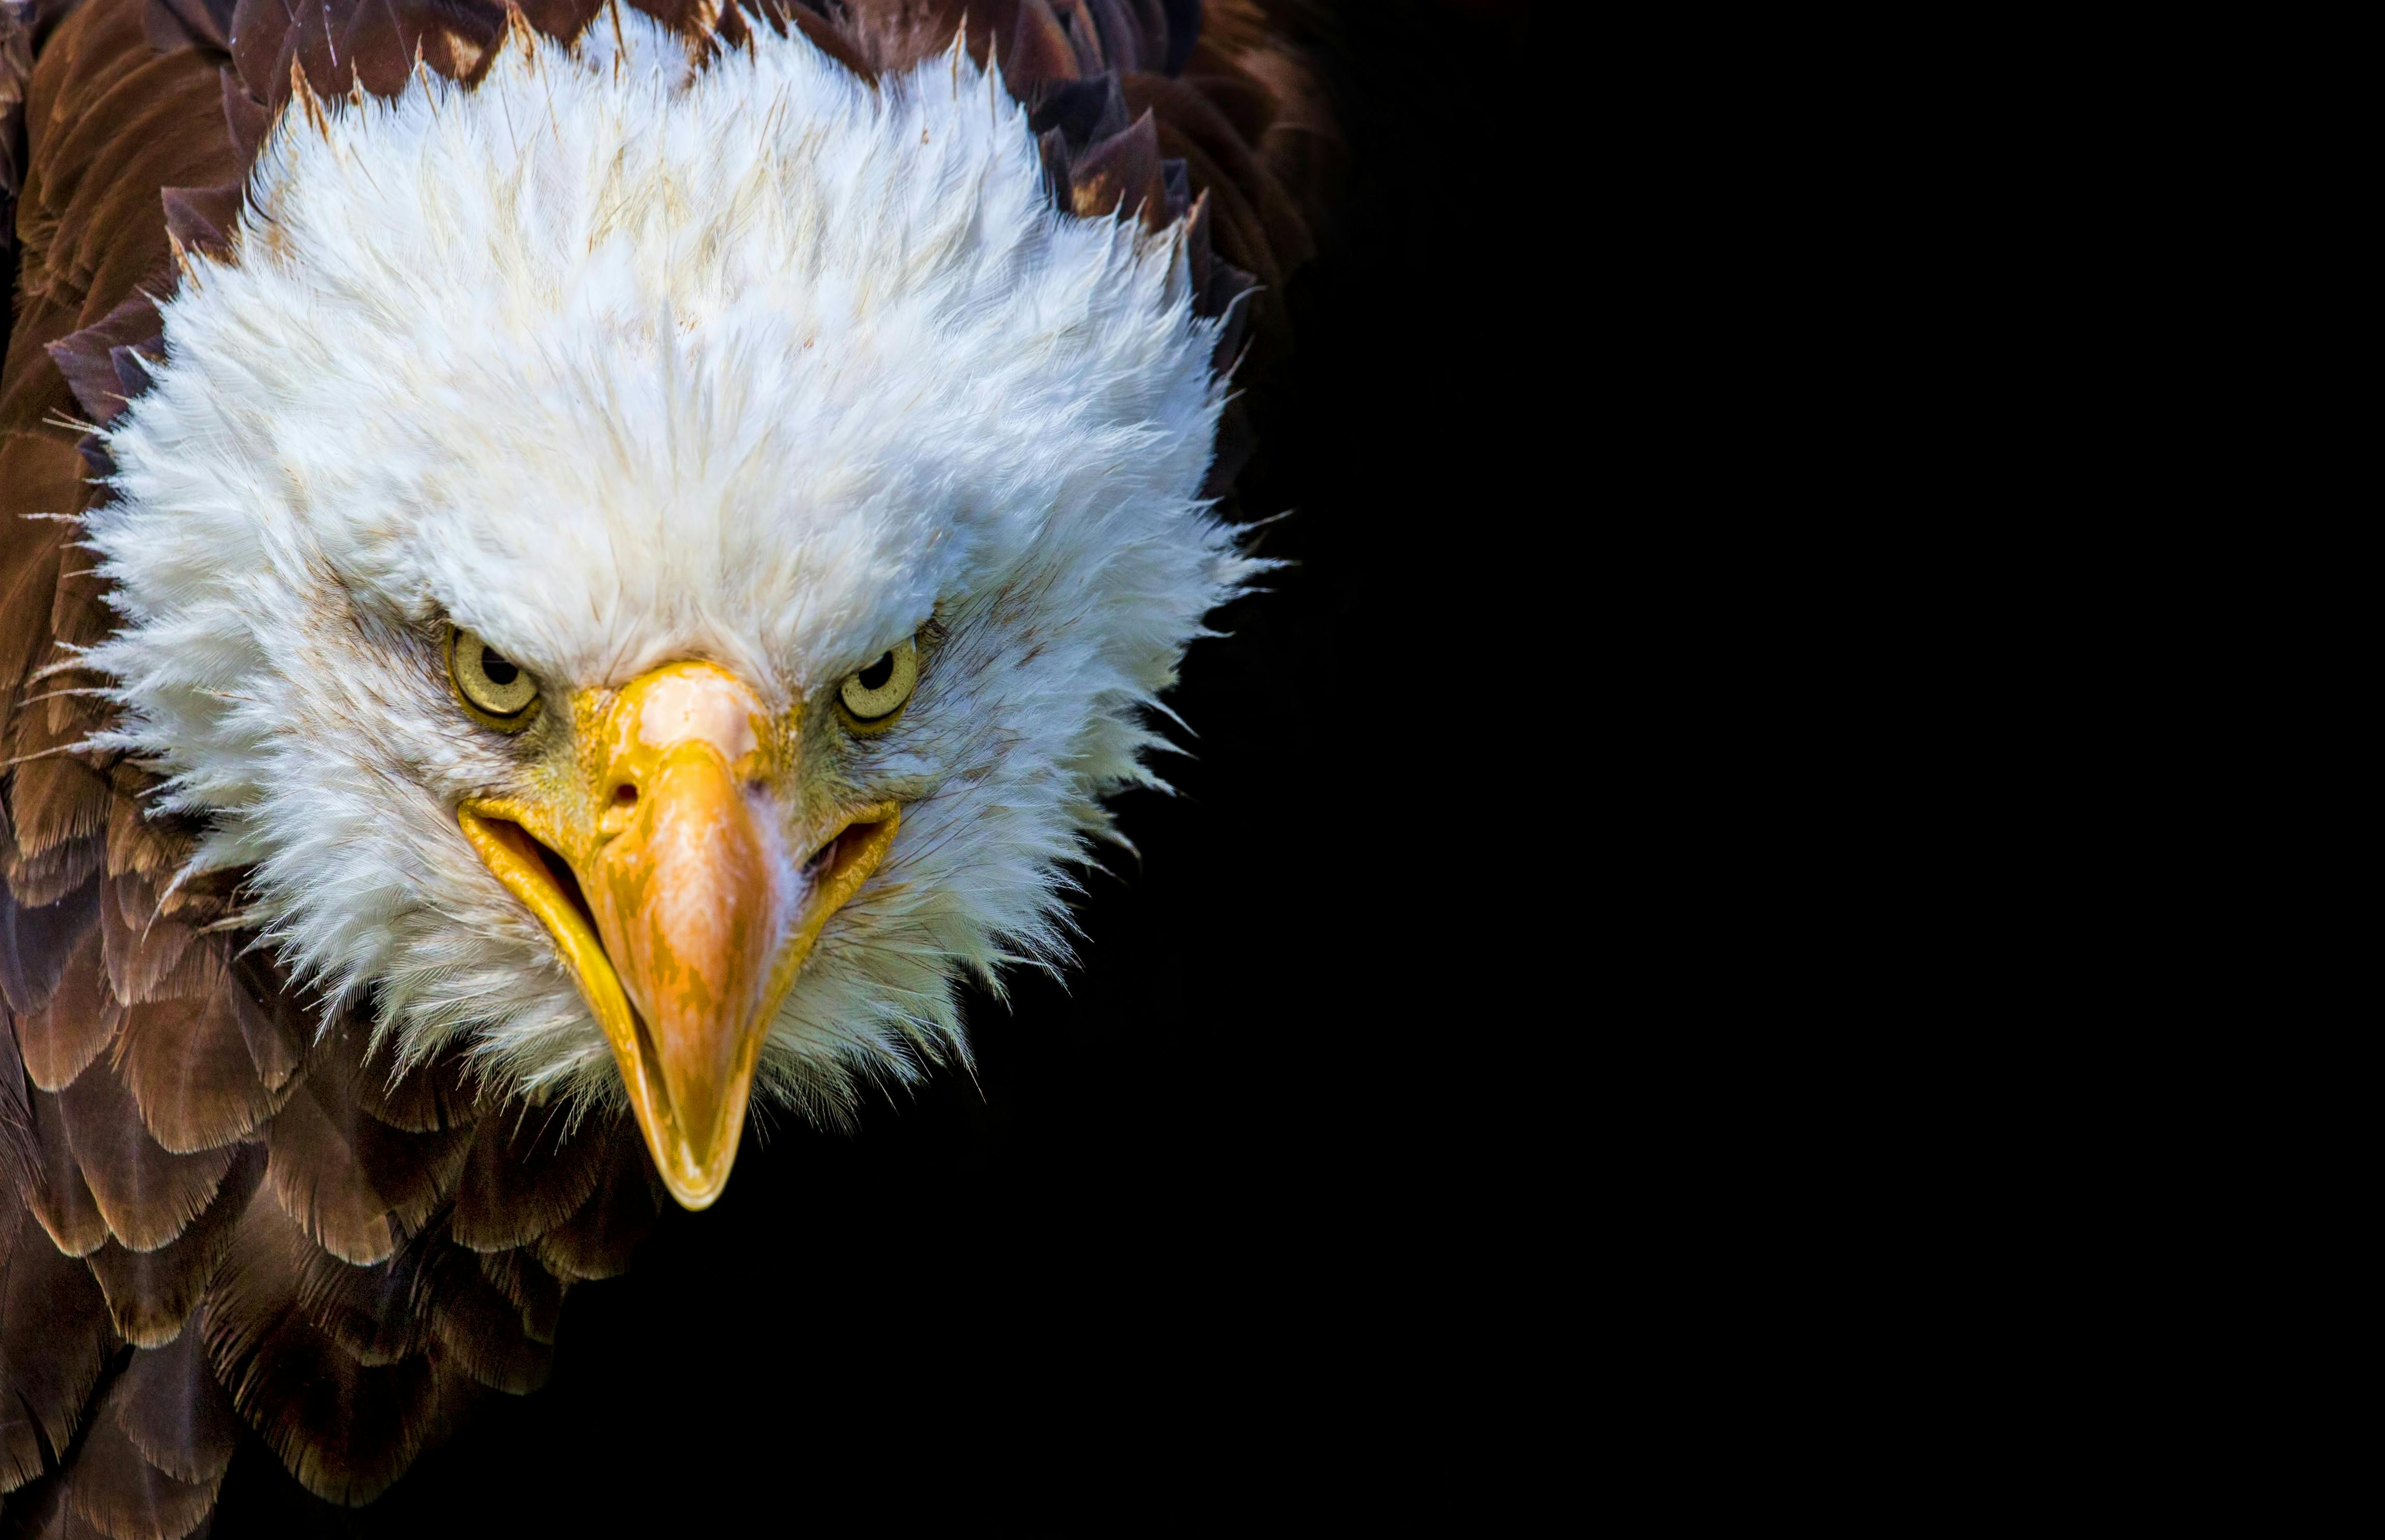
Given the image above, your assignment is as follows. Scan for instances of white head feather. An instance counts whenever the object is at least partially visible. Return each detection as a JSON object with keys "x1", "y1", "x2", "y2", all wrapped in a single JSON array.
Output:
[{"x1": 77, "y1": 13, "x2": 1247, "y2": 1121}]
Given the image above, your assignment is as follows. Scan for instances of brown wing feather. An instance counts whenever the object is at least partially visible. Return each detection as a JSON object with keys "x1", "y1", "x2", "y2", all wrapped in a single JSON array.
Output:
[
  {"x1": 1066, "y1": 106, "x2": 1169, "y2": 219},
  {"x1": 310, "y1": 1017, "x2": 475, "y2": 1136},
  {"x1": 113, "y1": 1331, "x2": 242, "y2": 1489},
  {"x1": 475, "y1": 1246, "x2": 567, "y2": 1345},
  {"x1": 200, "y1": 1276, "x2": 444, "y2": 1508},
  {"x1": 233, "y1": 1194, "x2": 419, "y2": 1366},
  {"x1": 5, "y1": 833, "x2": 103, "y2": 912},
  {"x1": 0, "y1": 1003, "x2": 33, "y2": 1205},
  {"x1": 101, "y1": 801, "x2": 177, "y2": 890},
  {"x1": 82, "y1": 1144, "x2": 260, "y2": 1348},
  {"x1": 259, "y1": 1027, "x2": 471, "y2": 1267},
  {"x1": 58, "y1": 1061, "x2": 237, "y2": 1253},
  {"x1": 15, "y1": 927, "x2": 117, "y2": 1092},
  {"x1": 530, "y1": 1126, "x2": 658, "y2": 1283},
  {"x1": 4, "y1": 757, "x2": 112, "y2": 890},
  {"x1": 62, "y1": 1374, "x2": 222, "y2": 1540},
  {"x1": 1, "y1": 860, "x2": 98, "y2": 1021},
  {"x1": 0, "y1": 1211, "x2": 120, "y2": 1481},
  {"x1": 446, "y1": 1107, "x2": 610, "y2": 1254},
  {"x1": 23, "y1": 1086, "x2": 107, "y2": 1256},
  {"x1": 0, "y1": 512, "x2": 67, "y2": 728},
  {"x1": 196, "y1": 1194, "x2": 473, "y2": 1505},
  {"x1": 415, "y1": 1240, "x2": 554, "y2": 1395},
  {"x1": 99, "y1": 874, "x2": 206, "y2": 1008},
  {"x1": 114, "y1": 954, "x2": 288, "y2": 1158},
  {"x1": 258, "y1": 1079, "x2": 402, "y2": 1269},
  {"x1": 223, "y1": 956, "x2": 302, "y2": 1096},
  {"x1": 0, "y1": 1179, "x2": 21, "y2": 1292},
  {"x1": 0, "y1": 1185, "x2": 45, "y2": 1492}
]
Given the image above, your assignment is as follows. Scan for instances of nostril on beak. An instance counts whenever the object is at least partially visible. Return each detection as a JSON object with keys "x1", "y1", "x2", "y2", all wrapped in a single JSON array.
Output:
[{"x1": 611, "y1": 783, "x2": 638, "y2": 809}]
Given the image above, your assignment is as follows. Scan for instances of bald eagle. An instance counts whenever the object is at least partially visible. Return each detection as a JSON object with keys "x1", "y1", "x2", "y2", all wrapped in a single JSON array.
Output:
[{"x1": 0, "y1": 0, "x2": 1334, "y2": 1528}]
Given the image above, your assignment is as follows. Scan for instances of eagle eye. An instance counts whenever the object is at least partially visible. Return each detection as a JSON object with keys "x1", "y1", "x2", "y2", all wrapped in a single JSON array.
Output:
[
  {"x1": 836, "y1": 637, "x2": 918, "y2": 732},
  {"x1": 448, "y1": 626, "x2": 541, "y2": 731}
]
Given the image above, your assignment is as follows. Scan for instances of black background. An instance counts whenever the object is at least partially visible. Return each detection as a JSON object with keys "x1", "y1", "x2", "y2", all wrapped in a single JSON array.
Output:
[{"x1": 219, "y1": 2, "x2": 1534, "y2": 1527}]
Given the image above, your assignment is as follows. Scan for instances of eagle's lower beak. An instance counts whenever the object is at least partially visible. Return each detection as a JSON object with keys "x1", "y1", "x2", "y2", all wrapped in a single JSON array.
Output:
[{"x1": 458, "y1": 662, "x2": 897, "y2": 1210}]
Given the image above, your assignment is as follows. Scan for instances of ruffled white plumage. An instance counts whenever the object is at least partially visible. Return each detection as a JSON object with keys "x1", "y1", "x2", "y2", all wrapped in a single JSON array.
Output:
[{"x1": 78, "y1": 12, "x2": 1250, "y2": 1117}]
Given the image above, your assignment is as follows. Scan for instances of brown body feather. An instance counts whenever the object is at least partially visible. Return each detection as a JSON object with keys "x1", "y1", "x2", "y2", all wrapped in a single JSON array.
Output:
[{"x1": 0, "y1": 0, "x2": 1336, "y2": 1528}]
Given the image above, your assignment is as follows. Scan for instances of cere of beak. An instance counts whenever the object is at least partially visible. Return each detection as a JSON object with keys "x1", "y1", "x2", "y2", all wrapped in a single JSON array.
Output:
[{"x1": 458, "y1": 661, "x2": 899, "y2": 1212}]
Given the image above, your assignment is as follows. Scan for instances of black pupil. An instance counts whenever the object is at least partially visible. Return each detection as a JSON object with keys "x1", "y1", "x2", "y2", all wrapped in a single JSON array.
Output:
[
  {"x1": 480, "y1": 647, "x2": 518, "y2": 687},
  {"x1": 857, "y1": 652, "x2": 894, "y2": 691}
]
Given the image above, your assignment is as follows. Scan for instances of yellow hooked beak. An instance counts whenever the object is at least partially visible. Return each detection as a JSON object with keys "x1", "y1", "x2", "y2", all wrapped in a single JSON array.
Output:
[{"x1": 458, "y1": 662, "x2": 898, "y2": 1209}]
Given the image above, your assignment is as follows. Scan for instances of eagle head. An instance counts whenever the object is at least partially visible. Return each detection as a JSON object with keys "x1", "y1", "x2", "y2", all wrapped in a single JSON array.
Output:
[{"x1": 78, "y1": 16, "x2": 1245, "y2": 1208}]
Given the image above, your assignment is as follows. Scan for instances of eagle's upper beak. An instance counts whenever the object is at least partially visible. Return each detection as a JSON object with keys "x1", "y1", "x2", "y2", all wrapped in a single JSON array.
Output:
[{"x1": 458, "y1": 662, "x2": 896, "y2": 1209}]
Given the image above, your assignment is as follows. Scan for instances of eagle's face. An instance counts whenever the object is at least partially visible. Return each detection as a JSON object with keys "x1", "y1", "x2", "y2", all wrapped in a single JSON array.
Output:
[{"x1": 78, "y1": 18, "x2": 1242, "y2": 1206}]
